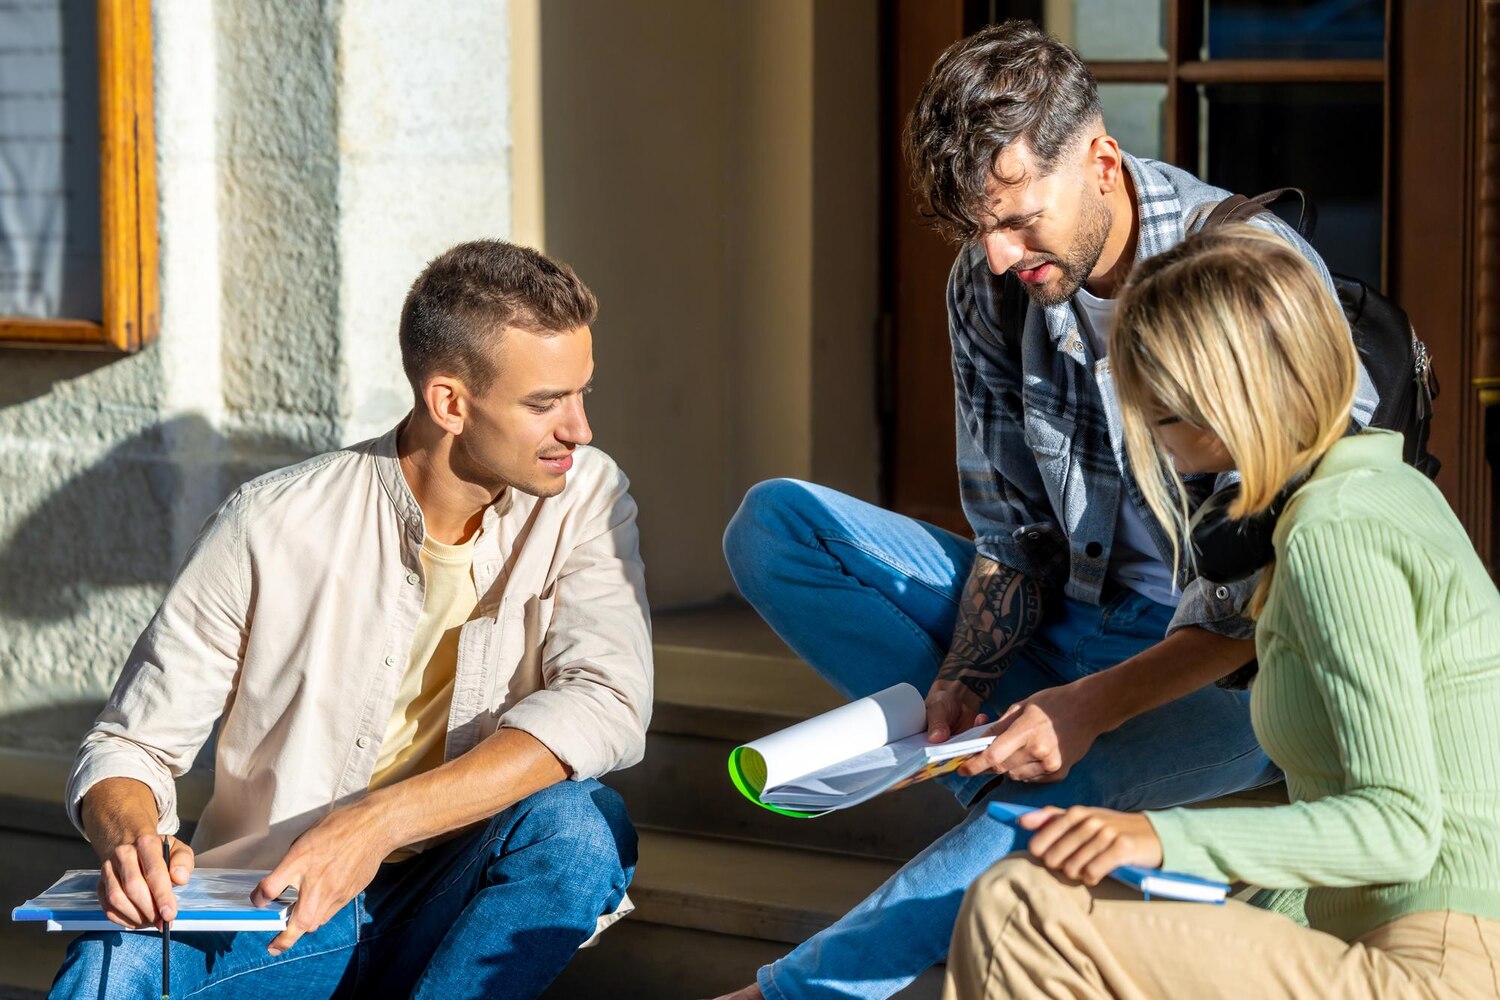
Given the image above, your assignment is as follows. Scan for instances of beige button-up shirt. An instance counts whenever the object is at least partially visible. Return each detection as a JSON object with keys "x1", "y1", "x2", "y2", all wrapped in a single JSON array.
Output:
[{"x1": 66, "y1": 426, "x2": 653, "y2": 873}]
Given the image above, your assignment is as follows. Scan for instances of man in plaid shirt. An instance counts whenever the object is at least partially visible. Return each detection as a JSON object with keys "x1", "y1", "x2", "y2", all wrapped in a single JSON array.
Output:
[{"x1": 717, "y1": 20, "x2": 1377, "y2": 1000}]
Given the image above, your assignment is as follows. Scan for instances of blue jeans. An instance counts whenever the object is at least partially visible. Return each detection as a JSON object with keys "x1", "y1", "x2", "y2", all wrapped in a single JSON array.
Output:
[
  {"x1": 50, "y1": 779, "x2": 636, "y2": 1000},
  {"x1": 723, "y1": 480, "x2": 1279, "y2": 1000}
]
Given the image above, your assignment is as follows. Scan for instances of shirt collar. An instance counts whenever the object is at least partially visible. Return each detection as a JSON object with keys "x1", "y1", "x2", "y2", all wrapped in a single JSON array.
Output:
[
  {"x1": 371, "y1": 418, "x2": 514, "y2": 543},
  {"x1": 1123, "y1": 152, "x2": 1183, "y2": 263}
]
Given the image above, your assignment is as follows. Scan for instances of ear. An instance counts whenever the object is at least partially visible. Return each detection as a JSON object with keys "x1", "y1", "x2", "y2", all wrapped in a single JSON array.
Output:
[
  {"x1": 420, "y1": 375, "x2": 468, "y2": 436},
  {"x1": 1089, "y1": 132, "x2": 1125, "y2": 196}
]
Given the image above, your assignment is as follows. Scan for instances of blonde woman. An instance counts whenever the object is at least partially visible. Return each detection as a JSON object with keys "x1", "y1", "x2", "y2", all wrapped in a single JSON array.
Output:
[{"x1": 944, "y1": 225, "x2": 1500, "y2": 999}]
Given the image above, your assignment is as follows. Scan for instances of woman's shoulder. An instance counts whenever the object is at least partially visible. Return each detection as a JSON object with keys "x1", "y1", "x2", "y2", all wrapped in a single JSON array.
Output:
[{"x1": 1277, "y1": 432, "x2": 1454, "y2": 555}]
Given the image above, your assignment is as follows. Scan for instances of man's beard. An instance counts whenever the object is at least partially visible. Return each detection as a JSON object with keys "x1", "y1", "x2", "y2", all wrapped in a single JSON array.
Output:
[{"x1": 1018, "y1": 191, "x2": 1113, "y2": 307}]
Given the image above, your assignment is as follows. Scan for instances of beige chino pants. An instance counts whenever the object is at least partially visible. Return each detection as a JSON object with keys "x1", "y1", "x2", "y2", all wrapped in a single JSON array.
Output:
[{"x1": 944, "y1": 856, "x2": 1500, "y2": 1000}]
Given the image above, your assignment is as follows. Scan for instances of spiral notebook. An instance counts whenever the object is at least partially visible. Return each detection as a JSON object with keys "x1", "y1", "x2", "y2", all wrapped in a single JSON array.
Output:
[{"x1": 12, "y1": 869, "x2": 295, "y2": 931}]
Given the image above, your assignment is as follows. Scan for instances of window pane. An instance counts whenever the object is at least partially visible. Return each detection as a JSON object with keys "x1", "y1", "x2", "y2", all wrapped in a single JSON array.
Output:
[
  {"x1": 1205, "y1": 0, "x2": 1384, "y2": 60},
  {"x1": 0, "y1": 0, "x2": 101, "y2": 320},
  {"x1": 966, "y1": 1, "x2": 1167, "y2": 61},
  {"x1": 1201, "y1": 83, "x2": 1382, "y2": 288},
  {"x1": 1100, "y1": 84, "x2": 1166, "y2": 161},
  {"x1": 1057, "y1": 0, "x2": 1167, "y2": 61}
]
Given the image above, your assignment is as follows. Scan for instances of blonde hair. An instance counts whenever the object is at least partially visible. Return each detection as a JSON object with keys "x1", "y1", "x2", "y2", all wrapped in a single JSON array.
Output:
[{"x1": 1111, "y1": 224, "x2": 1357, "y2": 616}]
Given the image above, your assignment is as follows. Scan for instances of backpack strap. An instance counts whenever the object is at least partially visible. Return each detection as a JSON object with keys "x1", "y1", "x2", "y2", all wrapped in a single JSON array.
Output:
[{"x1": 1202, "y1": 187, "x2": 1315, "y2": 239}]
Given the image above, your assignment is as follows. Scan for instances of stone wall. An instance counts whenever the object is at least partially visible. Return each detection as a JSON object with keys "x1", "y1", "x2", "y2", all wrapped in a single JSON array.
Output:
[{"x1": 0, "y1": 0, "x2": 512, "y2": 752}]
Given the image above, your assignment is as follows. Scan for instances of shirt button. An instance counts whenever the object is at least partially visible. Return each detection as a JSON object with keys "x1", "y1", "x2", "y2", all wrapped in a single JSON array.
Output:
[
  {"x1": 1085, "y1": 541, "x2": 1103, "y2": 558},
  {"x1": 1214, "y1": 585, "x2": 1230, "y2": 600},
  {"x1": 384, "y1": 655, "x2": 396, "y2": 667},
  {"x1": 406, "y1": 572, "x2": 419, "y2": 585},
  {"x1": 1071, "y1": 339, "x2": 1084, "y2": 352},
  {"x1": 1026, "y1": 531, "x2": 1040, "y2": 541},
  {"x1": 356, "y1": 736, "x2": 370, "y2": 749}
]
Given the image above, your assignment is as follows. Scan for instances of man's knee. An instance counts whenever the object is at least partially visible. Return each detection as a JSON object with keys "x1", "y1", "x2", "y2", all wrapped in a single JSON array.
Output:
[
  {"x1": 507, "y1": 780, "x2": 637, "y2": 888},
  {"x1": 722, "y1": 478, "x2": 815, "y2": 589}
]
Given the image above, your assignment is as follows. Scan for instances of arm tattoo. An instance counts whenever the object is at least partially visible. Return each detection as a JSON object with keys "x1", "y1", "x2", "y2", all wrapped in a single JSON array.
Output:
[{"x1": 936, "y1": 556, "x2": 1045, "y2": 703}]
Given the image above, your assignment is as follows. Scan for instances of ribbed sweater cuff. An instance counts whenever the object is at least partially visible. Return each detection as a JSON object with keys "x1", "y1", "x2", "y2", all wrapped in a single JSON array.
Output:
[{"x1": 1145, "y1": 808, "x2": 1229, "y2": 882}]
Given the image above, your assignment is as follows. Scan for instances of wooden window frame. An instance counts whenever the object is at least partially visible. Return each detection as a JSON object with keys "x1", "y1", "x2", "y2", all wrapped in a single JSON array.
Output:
[{"x1": 0, "y1": 0, "x2": 158, "y2": 353}]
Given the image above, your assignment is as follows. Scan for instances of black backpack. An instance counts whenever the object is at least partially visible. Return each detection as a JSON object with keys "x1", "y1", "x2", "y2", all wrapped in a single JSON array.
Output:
[{"x1": 1201, "y1": 189, "x2": 1441, "y2": 479}]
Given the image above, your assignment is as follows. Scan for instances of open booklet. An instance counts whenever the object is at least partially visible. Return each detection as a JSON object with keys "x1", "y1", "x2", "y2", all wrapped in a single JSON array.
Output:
[
  {"x1": 728, "y1": 682, "x2": 995, "y2": 817},
  {"x1": 12, "y1": 869, "x2": 296, "y2": 931}
]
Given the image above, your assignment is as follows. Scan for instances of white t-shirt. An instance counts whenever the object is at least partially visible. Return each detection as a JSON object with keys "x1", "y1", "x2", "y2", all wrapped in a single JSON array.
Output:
[{"x1": 1073, "y1": 287, "x2": 1180, "y2": 607}]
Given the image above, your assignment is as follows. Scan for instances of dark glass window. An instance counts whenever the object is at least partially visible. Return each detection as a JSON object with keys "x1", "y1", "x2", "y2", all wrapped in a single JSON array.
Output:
[
  {"x1": 1201, "y1": 82, "x2": 1382, "y2": 287},
  {"x1": 1205, "y1": 0, "x2": 1384, "y2": 60}
]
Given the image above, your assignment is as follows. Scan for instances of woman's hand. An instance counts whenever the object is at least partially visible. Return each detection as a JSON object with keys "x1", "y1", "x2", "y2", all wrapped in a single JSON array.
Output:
[{"x1": 1018, "y1": 806, "x2": 1163, "y2": 886}]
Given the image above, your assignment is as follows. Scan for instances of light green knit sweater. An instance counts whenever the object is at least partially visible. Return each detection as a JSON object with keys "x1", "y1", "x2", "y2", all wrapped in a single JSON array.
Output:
[{"x1": 1148, "y1": 430, "x2": 1500, "y2": 942}]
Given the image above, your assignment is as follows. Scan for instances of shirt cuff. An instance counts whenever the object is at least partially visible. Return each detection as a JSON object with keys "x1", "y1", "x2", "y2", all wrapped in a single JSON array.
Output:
[
  {"x1": 973, "y1": 521, "x2": 1068, "y2": 586},
  {"x1": 1144, "y1": 808, "x2": 1230, "y2": 883},
  {"x1": 500, "y1": 688, "x2": 645, "y2": 782},
  {"x1": 1166, "y1": 574, "x2": 1258, "y2": 640},
  {"x1": 66, "y1": 744, "x2": 180, "y2": 841}
]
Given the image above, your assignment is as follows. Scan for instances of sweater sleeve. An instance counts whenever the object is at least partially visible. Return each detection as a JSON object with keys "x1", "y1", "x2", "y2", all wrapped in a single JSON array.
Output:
[{"x1": 1147, "y1": 521, "x2": 1442, "y2": 888}]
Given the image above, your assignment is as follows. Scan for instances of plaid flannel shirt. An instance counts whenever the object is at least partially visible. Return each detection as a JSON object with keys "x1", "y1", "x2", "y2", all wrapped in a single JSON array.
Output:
[{"x1": 950, "y1": 153, "x2": 1379, "y2": 639}]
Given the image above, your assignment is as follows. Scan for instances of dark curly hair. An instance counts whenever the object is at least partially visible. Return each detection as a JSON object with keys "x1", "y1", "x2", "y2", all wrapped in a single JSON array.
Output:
[
  {"x1": 904, "y1": 20, "x2": 1102, "y2": 244},
  {"x1": 399, "y1": 240, "x2": 598, "y2": 404}
]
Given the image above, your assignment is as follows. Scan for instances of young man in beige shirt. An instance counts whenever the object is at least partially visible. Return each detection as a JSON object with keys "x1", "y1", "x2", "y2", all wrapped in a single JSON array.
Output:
[{"x1": 50, "y1": 242, "x2": 653, "y2": 1000}]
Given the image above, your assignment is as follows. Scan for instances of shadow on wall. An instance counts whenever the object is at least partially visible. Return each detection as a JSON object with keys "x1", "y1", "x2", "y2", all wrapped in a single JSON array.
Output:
[
  {"x1": 0, "y1": 355, "x2": 317, "y2": 753},
  {"x1": 0, "y1": 701, "x2": 111, "y2": 755},
  {"x1": 0, "y1": 413, "x2": 312, "y2": 622}
]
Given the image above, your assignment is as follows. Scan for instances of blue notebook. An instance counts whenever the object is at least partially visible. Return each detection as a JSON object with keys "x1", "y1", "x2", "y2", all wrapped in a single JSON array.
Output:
[
  {"x1": 12, "y1": 869, "x2": 295, "y2": 931},
  {"x1": 987, "y1": 801, "x2": 1229, "y2": 904}
]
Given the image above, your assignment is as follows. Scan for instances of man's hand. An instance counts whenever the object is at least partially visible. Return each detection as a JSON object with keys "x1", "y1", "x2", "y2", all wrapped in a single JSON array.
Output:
[
  {"x1": 253, "y1": 799, "x2": 392, "y2": 956},
  {"x1": 97, "y1": 833, "x2": 195, "y2": 929},
  {"x1": 924, "y1": 678, "x2": 988, "y2": 744},
  {"x1": 81, "y1": 777, "x2": 194, "y2": 929},
  {"x1": 955, "y1": 681, "x2": 1104, "y2": 782},
  {"x1": 1019, "y1": 806, "x2": 1163, "y2": 885}
]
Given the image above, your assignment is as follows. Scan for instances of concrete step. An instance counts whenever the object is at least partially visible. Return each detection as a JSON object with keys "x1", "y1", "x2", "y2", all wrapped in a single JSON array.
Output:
[
  {"x1": 545, "y1": 828, "x2": 945, "y2": 999},
  {"x1": 604, "y1": 731, "x2": 965, "y2": 863},
  {"x1": 651, "y1": 603, "x2": 844, "y2": 745},
  {"x1": 546, "y1": 921, "x2": 945, "y2": 1000},
  {"x1": 630, "y1": 829, "x2": 898, "y2": 946}
]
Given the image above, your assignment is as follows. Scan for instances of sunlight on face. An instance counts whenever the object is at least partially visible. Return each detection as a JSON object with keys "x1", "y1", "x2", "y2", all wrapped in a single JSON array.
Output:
[
  {"x1": 457, "y1": 326, "x2": 595, "y2": 498},
  {"x1": 1152, "y1": 413, "x2": 1236, "y2": 475}
]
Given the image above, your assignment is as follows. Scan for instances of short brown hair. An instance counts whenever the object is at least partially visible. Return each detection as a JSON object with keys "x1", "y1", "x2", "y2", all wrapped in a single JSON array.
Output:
[
  {"x1": 398, "y1": 240, "x2": 598, "y2": 402},
  {"x1": 905, "y1": 20, "x2": 1102, "y2": 244}
]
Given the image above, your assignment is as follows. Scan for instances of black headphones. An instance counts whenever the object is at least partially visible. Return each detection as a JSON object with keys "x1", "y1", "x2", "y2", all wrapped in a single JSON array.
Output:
[
  {"x1": 1186, "y1": 480, "x2": 1297, "y2": 584},
  {"x1": 1185, "y1": 421, "x2": 1355, "y2": 584}
]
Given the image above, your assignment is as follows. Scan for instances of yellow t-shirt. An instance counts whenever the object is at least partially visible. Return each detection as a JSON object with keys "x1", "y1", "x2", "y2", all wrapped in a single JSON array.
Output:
[{"x1": 369, "y1": 533, "x2": 479, "y2": 795}]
